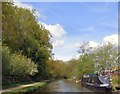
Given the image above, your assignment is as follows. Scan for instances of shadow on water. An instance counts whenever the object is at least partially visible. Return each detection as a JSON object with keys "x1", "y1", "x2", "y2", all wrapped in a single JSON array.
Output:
[{"x1": 33, "y1": 79, "x2": 117, "y2": 94}]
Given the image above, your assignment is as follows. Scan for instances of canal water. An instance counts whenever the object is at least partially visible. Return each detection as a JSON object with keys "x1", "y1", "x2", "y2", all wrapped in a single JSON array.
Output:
[{"x1": 35, "y1": 79, "x2": 113, "y2": 93}]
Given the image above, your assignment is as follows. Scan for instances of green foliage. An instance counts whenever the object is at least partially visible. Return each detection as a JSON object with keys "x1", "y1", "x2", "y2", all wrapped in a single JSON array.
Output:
[
  {"x1": 2, "y1": 2, "x2": 52, "y2": 80},
  {"x1": 11, "y1": 53, "x2": 38, "y2": 76},
  {"x1": 2, "y1": 46, "x2": 38, "y2": 76},
  {"x1": 73, "y1": 42, "x2": 118, "y2": 79},
  {"x1": 65, "y1": 59, "x2": 79, "y2": 78},
  {"x1": 2, "y1": 46, "x2": 11, "y2": 75},
  {"x1": 75, "y1": 54, "x2": 94, "y2": 78},
  {"x1": 48, "y1": 43, "x2": 118, "y2": 80},
  {"x1": 46, "y1": 60, "x2": 68, "y2": 78},
  {"x1": 93, "y1": 43, "x2": 118, "y2": 71}
]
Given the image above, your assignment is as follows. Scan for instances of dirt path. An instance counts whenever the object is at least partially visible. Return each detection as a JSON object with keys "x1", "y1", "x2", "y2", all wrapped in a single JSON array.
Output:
[{"x1": 1, "y1": 82, "x2": 43, "y2": 93}]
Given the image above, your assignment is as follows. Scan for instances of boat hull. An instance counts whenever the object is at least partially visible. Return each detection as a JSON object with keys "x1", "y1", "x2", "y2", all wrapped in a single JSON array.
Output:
[{"x1": 81, "y1": 74, "x2": 112, "y2": 91}]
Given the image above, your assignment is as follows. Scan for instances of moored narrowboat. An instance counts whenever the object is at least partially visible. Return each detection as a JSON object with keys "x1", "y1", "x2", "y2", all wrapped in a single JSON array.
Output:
[{"x1": 81, "y1": 74, "x2": 112, "y2": 91}]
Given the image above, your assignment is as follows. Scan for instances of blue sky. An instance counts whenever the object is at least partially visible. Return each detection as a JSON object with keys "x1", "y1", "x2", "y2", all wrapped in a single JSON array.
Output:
[{"x1": 21, "y1": 2, "x2": 118, "y2": 61}]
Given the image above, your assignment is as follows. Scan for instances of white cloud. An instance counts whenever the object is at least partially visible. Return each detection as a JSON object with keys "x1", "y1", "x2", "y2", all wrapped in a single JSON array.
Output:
[
  {"x1": 52, "y1": 39, "x2": 64, "y2": 47},
  {"x1": 73, "y1": 41, "x2": 99, "y2": 49},
  {"x1": 88, "y1": 41, "x2": 100, "y2": 48},
  {"x1": 52, "y1": 42, "x2": 79, "y2": 61},
  {"x1": 54, "y1": 55, "x2": 70, "y2": 61},
  {"x1": 42, "y1": 23, "x2": 66, "y2": 38},
  {"x1": 13, "y1": 0, "x2": 41, "y2": 18},
  {"x1": 13, "y1": 0, "x2": 33, "y2": 9},
  {"x1": 74, "y1": 34, "x2": 118, "y2": 50},
  {"x1": 103, "y1": 34, "x2": 118, "y2": 45},
  {"x1": 73, "y1": 54, "x2": 80, "y2": 59},
  {"x1": 40, "y1": 22, "x2": 66, "y2": 47},
  {"x1": 73, "y1": 43, "x2": 80, "y2": 48}
]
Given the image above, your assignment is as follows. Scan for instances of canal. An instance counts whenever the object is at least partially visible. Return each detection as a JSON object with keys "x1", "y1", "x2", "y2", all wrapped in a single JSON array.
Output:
[{"x1": 35, "y1": 79, "x2": 113, "y2": 93}]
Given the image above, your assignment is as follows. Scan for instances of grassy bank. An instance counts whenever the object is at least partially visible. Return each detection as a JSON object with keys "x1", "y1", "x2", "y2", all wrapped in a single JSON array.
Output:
[
  {"x1": 2, "y1": 81, "x2": 51, "y2": 94},
  {"x1": 9, "y1": 82, "x2": 45, "y2": 94},
  {"x1": 2, "y1": 81, "x2": 35, "y2": 90}
]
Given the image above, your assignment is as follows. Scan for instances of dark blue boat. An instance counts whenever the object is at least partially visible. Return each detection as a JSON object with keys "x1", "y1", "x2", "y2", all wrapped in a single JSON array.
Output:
[{"x1": 81, "y1": 74, "x2": 112, "y2": 91}]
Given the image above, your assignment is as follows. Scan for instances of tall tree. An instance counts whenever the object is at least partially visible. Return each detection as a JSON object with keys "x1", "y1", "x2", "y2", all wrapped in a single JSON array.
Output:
[
  {"x1": 93, "y1": 43, "x2": 118, "y2": 72},
  {"x1": 2, "y1": 2, "x2": 52, "y2": 80}
]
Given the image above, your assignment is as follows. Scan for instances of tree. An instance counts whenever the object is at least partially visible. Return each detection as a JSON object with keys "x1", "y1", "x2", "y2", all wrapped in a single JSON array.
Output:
[
  {"x1": 2, "y1": 2, "x2": 52, "y2": 80},
  {"x1": 93, "y1": 43, "x2": 118, "y2": 72},
  {"x1": 78, "y1": 41, "x2": 92, "y2": 55}
]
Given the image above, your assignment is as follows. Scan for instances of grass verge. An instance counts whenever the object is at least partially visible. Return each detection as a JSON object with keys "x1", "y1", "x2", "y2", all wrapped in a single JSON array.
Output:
[
  {"x1": 2, "y1": 82, "x2": 46, "y2": 94},
  {"x1": 2, "y1": 81, "x2": 34, "y2": 90}
]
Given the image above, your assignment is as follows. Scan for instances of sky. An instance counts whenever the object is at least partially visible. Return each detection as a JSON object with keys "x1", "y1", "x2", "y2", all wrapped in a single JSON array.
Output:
[{"x1": 14, "y1": 1, "x2": 118, "y2": 61}]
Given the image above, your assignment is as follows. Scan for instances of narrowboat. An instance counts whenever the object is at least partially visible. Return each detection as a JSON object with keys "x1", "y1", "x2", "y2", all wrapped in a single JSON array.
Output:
[{"x1": 81, "y1": 74, "x2": 112, "y2": 91}]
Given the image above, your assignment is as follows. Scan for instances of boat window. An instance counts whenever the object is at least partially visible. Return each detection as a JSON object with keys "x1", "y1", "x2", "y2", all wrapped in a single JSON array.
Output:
[
  {"x1": 91, "y1": 77, "x2": 97, "y2": 83},
  {"x1": 88, "y1": 77, "x2": 92, "y2": 83}
]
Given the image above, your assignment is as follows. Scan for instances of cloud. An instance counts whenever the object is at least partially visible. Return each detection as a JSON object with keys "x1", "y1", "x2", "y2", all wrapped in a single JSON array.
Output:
[
  {"x1": 53, "y1": 44, "x2": 77, "y2": 61},
  {"x1": 13, "y1": 0, "x2": 33, "y2": 9},
  {"x1": 74, "y1": 41, "x2": 99, "y2": 49},
  {"x1": 13, "y1": 0, "x2": 41, "y2": 18},
  {"x1": 74, "y1": 34, "x2": 118, "y2": 49},
  {"x1": 88, "y1": 41, "x2": 100, "y2": 48},
  {"x1": 54, "y1": 55, "x2": 70, "y2": 61},
  {"x1": 73, "y1": 43, "x2": 80, "y2": 48},
  {"x1": 103, "y1": 34, "x2": 118, "y2": 45},
  {"x1": 40, "y1": 22, "x2": 66, "y2": 47},
  {"x1": 52, "y1": 39, "x2": 64, "y2": 47},
  {"x1": 42, "y1": 23, "x2": 66, "y2": 38}
]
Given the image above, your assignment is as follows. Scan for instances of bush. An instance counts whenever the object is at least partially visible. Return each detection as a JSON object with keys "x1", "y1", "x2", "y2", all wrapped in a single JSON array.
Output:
[
  {"x1": 2, "y1": 46, "x2": 38, "y2": 77},
  {"x1": 112, "y1": 78, "x2": 120, "y2": 84}
]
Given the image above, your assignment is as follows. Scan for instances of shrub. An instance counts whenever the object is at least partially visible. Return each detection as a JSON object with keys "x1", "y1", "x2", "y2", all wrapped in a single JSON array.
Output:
[{"x1": 2, "y1": 46, "x2": 38, "y2": 77}]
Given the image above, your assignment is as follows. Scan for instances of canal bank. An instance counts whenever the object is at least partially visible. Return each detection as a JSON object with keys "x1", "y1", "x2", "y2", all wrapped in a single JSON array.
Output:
[{"x1": 1, "y1": 80, "x2": 52, "y2": 94}]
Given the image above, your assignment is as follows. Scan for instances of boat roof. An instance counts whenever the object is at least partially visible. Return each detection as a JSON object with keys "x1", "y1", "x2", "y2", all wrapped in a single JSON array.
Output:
[{"x1": 82, "y1": 74, "x2": 97, "y2": 78}]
